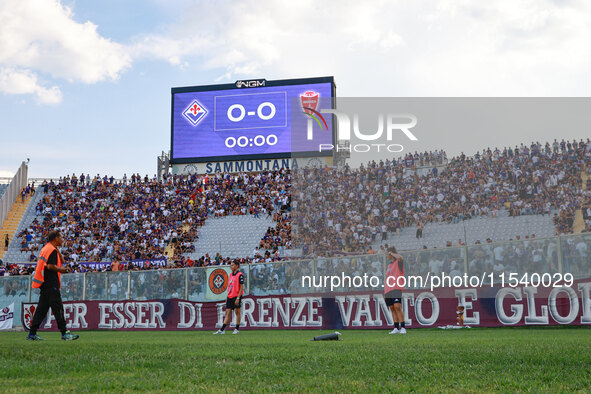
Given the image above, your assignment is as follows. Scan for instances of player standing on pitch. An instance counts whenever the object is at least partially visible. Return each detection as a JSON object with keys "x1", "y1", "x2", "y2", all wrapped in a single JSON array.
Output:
[
  {"x1": 385, "y1": 246, "x2": 406, "y2": 334},
  {"x1": 214, "y1": 260, "x2": 245, "y2": 335}
]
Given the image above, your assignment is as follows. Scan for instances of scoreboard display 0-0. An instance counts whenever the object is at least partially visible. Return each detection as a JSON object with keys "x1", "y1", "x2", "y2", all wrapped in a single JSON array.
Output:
[{"x1": 170, "y1": 76, "x2": 335, "y2": 164}]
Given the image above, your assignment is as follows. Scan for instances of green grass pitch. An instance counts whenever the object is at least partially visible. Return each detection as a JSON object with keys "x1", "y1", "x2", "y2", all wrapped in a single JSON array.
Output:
[{"x1": 1, "y1": 327, "x2": 590, "y2": 392}]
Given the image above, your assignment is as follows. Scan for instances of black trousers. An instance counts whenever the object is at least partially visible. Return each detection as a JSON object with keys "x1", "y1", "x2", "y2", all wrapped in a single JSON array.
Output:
[{"x1": 30, "y1": 286, "x2": 67, "y2": 335}]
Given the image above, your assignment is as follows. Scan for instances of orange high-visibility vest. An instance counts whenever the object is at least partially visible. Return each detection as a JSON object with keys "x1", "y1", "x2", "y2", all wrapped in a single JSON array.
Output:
[
  {"x1": 227, "y1": 271, "x2": 244, "y2": 298},
  {"x1": 32, "y1": 243, "x2": 62, "y2": 289}
]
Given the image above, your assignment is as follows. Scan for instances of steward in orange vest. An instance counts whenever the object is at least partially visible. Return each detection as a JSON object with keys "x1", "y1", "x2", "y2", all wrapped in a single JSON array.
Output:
[
  {"x1": 32, "y1": 242, "x2": 63, "y2": 289},
  {"x1": 26, "y1": 230, "x2": 79, "y2": 341}
]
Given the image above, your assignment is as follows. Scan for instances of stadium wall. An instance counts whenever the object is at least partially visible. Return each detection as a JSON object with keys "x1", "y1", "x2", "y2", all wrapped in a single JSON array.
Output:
[{"x1": 17, "y1": 282, "x2": 591, "y2": 331}]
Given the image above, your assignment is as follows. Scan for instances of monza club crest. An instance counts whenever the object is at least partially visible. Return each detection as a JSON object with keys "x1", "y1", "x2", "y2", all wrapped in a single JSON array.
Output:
[
  {"x1": 300, "y1": 91, "x2": 319, "y2": 115},
  {"x1": 208, "y1": 268, "x2": 229, "y2": 295}
]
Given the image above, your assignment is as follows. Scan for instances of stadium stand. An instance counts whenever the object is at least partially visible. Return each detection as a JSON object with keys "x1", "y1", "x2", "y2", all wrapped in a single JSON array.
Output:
[
  {"x1": 293, "y1": 139, "x2": 591, "y2": 256},
  {"x1": 367, "y1": 212, "x2": 556, "y2": 252},
  {"x1": 0, "y1": 184, "x2": 36, "y2": 261},
  {"x1": 3, "y1": 188, "x2": 46, "y2": 263},
  {"x1": 1, "y1": 139, "x2": 590, "y2": 276},
  {"x1": 187, "y1": 215, "x2": 274, "y2": 258},
  {"x1": 2, "y1": 170, "x2": 290, "y2": 272}
]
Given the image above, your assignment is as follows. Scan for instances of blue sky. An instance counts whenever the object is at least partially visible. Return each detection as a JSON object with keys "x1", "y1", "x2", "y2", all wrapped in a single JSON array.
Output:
[{"x1": 2, "y1": 0, "x2": 591, "y2": 179}]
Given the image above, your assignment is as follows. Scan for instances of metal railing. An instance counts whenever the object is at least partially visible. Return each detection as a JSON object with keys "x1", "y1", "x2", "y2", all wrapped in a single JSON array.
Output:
[{"x1": 2, "y1": 232, "x2": 590, "y2": 326}]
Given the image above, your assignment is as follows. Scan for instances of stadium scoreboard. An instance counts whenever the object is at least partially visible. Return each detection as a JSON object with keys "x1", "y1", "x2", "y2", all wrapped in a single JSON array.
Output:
[{"x1": 170, "y1": 76, "x2": 335, "y2": 164}]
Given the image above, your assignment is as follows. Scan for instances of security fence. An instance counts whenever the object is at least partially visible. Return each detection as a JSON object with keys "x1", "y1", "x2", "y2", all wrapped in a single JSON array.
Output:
[{"x1": 1, "y1": 232, "x2": 590, "y2": 326}]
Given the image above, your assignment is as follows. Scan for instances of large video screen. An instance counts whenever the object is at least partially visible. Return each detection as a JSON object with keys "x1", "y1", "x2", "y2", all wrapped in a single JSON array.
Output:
[{"x1": 171, "y1": 77, "x2": 335, "y2": 163}]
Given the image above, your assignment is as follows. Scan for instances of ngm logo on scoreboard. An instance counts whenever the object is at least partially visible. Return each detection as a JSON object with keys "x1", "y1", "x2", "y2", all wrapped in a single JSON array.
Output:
[{"x1": 170, "y1": 77, "x2": 335, "y2": 164}]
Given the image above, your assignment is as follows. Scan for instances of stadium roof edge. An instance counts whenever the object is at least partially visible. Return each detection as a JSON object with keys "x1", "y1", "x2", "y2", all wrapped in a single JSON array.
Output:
[{"x1": 171, "y1": 76, "x2": 335, "y2": 94}]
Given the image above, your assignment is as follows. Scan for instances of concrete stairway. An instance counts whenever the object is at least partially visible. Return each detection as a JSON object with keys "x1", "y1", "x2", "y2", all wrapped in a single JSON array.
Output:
[{"x1": 0, "y1": 194, "x2": 34, "y2": 260}]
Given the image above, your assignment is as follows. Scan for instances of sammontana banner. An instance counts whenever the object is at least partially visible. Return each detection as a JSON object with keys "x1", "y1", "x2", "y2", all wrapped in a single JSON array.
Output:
[{"x1": 22, "y1": 280, "x2": 591, "y2": 330}]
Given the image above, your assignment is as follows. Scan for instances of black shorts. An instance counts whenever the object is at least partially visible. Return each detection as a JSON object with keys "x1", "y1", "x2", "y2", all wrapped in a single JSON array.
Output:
[
  {"x1": 226, "y1": 297, "x2": 241, "y2": 310},
  {"x1": 385, "y1": 290, "x2": 402, "y2": 306}
]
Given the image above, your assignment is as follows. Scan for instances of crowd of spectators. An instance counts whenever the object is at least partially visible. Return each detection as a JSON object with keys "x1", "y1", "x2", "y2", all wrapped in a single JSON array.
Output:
[
  {"x1": 402, "y1": 150, "x2": 447, "y2": 168},
  {"x1": 293, "y1": 139, "x2": 591, "y2": 257},
  {"x1": 3, "y1": 138, "x2": 590, "y2": 278},
  {"x1": 5, "y1": 170, "x2": 290, "y2": 276}
]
